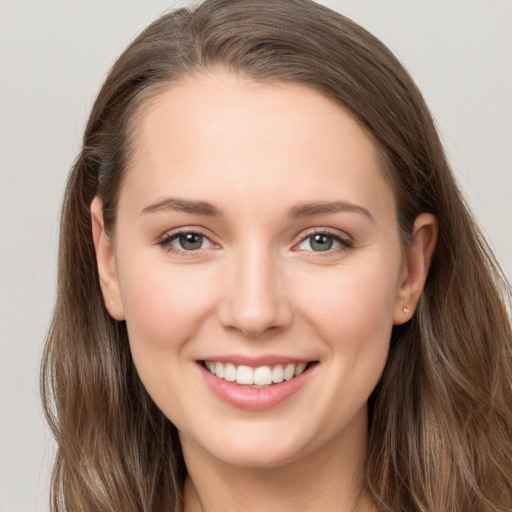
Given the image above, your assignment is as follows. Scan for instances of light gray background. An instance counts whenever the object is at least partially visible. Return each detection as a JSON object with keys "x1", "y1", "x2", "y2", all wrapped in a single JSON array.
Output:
[{"x1": 1, "y1": 1, "x2": 511, "y2": 510}]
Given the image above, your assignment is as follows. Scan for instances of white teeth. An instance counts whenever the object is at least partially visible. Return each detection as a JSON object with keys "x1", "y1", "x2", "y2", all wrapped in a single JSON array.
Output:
[
  {"x1": 236, "y1": 365, "x2": 254, "y2": 385},
  {"x1": 284, "y1": 363, "x2": 295, "y2": 381},
  {"x1": 205, "y1": 361, "x2": 309, "y2": 385},
  {"x1": 215, "y1": 362, "x2": 224, "y2": 378},
  {"x1": 224, "y1": 362, "x2": 236, "y2": 382},
  {"x1": 271, "y1": 364, "x2": 284, "y2": 383},
  {"x1": 254, "y1": 366, "x2": 272, "y2": 386},
  {"x1": 294, "y1": 362, "x2": 307, "y2": 376}
]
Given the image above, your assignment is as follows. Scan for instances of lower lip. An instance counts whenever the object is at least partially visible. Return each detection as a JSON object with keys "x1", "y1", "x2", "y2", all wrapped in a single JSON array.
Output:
[{"x1": 199, "y1": 363, "x2": 316, "y2": 411}]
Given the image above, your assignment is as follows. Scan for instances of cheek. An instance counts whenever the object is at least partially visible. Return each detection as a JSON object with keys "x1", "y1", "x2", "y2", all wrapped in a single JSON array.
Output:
[
  {"x1": 293, "y1": 261, "x2": 398, "y2": 428},
  {"x1": 296, "y1": 258, "x2": 400, "y2": 346},
  {"x1": 294, "y1": 250, "x2": 401, "y2": 402},
  {"x1": 116, "y1": 258, "x2": 217, "y2": 421},
  {"x1": 117, "y1": 256, "x2": 215, "y2": 357}
]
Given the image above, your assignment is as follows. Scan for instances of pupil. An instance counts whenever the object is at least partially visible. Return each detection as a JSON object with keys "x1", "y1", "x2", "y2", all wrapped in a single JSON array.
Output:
[
  {"x1": 180, "y1": 233, "x2": 203, "y2": 250},
  {"x1": 311, "y1": 234, "x2": 333, "y2": 251}
]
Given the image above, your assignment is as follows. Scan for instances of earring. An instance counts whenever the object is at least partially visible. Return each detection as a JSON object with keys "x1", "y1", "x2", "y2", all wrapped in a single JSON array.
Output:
[
  {"x1": 108, "y1": 300, "x2": 113, "y2": 307},
  {"x1": 403, "y1": 306, "x2": 410, "y2": 314}
]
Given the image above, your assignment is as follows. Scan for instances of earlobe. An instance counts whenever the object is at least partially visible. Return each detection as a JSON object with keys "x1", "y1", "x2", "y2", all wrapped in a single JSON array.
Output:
[
  {"x1": 90, "y1": 196, "x2": 125, "y2": 321},
  {"x1": 393, "y1": 213, "x2": 438, "y2": 325}
]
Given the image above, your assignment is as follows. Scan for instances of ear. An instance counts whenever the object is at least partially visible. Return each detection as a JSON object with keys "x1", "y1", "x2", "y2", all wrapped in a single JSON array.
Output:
[
  {"x1": 393, "y1": 213, "x2": 438, "y2": 325},
  {"x1": 91, "y1": 196, "x2": 125, "y2": 321}
]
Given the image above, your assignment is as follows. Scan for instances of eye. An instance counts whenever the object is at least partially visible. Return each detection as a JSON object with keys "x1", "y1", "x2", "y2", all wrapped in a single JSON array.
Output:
[
  {"x1": 159, "y1": 230, "x2": 214, "y2": 253},
  {"x1": 297, "y1": 231, "x2": 353, "y2": 253}
]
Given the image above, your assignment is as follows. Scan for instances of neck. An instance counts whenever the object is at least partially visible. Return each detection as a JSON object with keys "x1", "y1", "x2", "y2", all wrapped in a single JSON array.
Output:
[{"x1": 181, "y1": 408, "x2": 375, "y2": 512}]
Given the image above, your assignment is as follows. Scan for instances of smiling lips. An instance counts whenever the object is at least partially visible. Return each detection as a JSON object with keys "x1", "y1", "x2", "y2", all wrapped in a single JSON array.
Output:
[
  {"x1": 200, "y1": 359, "x2": 316, "y2": 410},
  {"x1": 205, "y1": 361, "x2": 308, "y2": 386}
]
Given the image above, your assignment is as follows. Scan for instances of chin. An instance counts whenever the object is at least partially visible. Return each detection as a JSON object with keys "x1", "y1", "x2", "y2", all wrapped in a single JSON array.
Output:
[
  {"x1": 209, "y1": 442, "x2": 308, "y2": 469},
  {"x1": 180, "y1": 417, "x2": 330, "y2": 470}
]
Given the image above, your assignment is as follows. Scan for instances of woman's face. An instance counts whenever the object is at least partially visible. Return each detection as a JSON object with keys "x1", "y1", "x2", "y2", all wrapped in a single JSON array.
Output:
[{"x1": 94, "y1": 72, "x2": 419, "y2": 468}]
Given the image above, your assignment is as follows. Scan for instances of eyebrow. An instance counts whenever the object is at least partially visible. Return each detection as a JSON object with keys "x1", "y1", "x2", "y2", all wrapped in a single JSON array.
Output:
[
  {"x1": 288, "y1": 201, "x2": 374, "y2": 221},
  {"x1": 140, "y1": 197, "x2": 373, "y2": 221},
  {"x1": 141, "y1": 197, "x2": 222, "y2": 217}
]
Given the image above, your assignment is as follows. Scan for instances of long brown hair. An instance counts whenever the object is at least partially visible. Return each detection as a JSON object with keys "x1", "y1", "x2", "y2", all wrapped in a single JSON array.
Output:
[{"x1": 41, "y1": 1, "x2": 512, "y2": 510}]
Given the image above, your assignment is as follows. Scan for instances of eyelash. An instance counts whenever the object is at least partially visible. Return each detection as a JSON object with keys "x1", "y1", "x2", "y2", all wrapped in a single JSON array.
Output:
[
  {"x1": 158, "y1": 228, "x2": 213, "y2": 257},
  {"x1": 158, "y1": 228, "x2": 354, "y2": 257},
  {"x1": 296, "y1": 229, "x2": 354, "y2": 257}
]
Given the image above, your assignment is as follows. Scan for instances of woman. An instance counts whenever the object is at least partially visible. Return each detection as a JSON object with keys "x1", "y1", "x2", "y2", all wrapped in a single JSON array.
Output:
[{"x1": 41, "y1": 0, "x2": 512, "y2": 510}]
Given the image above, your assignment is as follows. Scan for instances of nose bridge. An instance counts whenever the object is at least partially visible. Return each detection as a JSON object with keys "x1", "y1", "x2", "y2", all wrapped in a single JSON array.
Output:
[{"x1": 217, "y1": 238, "x2": 292, "y2": 336}]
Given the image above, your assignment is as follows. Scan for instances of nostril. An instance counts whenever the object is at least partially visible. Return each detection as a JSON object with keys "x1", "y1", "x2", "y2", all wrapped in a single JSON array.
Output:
[
  {"x1": 215, "y1": 265, "x2": 293, "y2": 335},
  {"x1": 217, "y1": 298, "x2": 294, "y2": 337}
]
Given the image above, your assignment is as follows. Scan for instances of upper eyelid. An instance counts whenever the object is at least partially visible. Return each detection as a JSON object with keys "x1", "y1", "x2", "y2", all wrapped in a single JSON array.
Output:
[
  {"x1": 159, "y1": 226, "x2": 213, "y2": 241},
  {"x1": 296, "y1": 227, "x2": 353, "y2": 243}
]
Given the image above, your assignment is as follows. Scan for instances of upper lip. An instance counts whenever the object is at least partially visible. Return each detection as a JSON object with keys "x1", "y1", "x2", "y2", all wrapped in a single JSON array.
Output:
[{"x1": 198, "y1": 354, "x2": 315, "y2": 367}]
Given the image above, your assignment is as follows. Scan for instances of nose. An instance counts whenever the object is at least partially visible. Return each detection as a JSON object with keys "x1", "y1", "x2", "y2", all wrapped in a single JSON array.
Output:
[{"x1": 216, "y1": 245, "x2": 293, "y2": 337}]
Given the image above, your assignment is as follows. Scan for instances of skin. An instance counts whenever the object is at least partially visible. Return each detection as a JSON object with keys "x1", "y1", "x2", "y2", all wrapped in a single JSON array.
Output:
[{"x1": 92, "y1": 72, "x2": 437, "y2": 511}]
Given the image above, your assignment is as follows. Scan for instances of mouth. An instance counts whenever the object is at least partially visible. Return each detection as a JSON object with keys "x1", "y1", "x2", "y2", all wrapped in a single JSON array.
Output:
[{"x1": 201, "y1": 360, "x2": 317, "y2": 388}]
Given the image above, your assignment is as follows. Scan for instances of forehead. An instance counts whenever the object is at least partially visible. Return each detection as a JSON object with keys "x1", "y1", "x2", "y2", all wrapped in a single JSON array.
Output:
[{"x1": 121, "y1": 72, "x2": 394, "y2": 220}]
